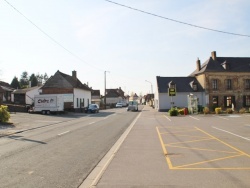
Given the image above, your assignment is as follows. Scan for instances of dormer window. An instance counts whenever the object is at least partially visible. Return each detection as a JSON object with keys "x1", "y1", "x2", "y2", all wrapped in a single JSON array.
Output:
[
  {"x1": 189, "y1": 80, "x2": 198, "y2": 91},
  {"x1": 221, "y1": 61, "x2": 230, "y2": 70}
]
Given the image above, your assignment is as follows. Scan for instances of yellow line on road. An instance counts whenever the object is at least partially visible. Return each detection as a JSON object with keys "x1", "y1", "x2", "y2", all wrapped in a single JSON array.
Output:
[
  {"x1": 174, "y1": 154, "x2": 244, "y2": 169},
  {"x1": 165, "y1": 138, "x2": 214, "y2": 145},
  {"x1": 195, "y1": 127, "x2": 250, "y2": 158},
  {"x1": 156, "y1": 127, "x2": 173, "y2": 169},
  {"x1": 163, "y1": 115, "x2": 171, "y2": 121},
  {"x1": 166, "y1": 145, "x2": 239, "y2": 154}
]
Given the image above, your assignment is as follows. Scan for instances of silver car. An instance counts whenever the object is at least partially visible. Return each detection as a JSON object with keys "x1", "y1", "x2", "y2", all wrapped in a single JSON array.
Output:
[{"x1": 127, "y1": 101, "x2": 138, "y2": 111}]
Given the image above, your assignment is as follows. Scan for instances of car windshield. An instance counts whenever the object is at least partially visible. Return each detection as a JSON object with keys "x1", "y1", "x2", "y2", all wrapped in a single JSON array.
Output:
[{"x1": 128, "y1": 101, "x2": 137, "y2": 105}]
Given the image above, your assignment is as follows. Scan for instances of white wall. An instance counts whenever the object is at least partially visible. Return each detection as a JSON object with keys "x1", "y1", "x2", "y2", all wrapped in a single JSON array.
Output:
[
  {"x1": 74, "y1": 88, "x2": 91, "y2": 108},
  {"x1": 26, "y1": 87, "x2": 42, "y2": 105},
  {"x1": 156, "y1": 92, "x2": 206, "y2": 111}
]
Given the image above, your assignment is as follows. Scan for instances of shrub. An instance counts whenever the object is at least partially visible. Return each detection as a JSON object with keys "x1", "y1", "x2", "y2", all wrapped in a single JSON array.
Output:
[
  {"x1": 215, "y1": 107, "x2": 222, "y2": 114},
  {"x1": 239, "y1": 108, "x2": 246, "y2": 114},
  {"x1": 178, "y1": 108, "x2": 184, "y2": 115},
  {"x1": 203, "y1": 107, "x2": 210, "y2": 114},
  {"x1": 226, "y1": 108, "x2": 233, "y2": 114},
  {"x1": 169, "y1": 108, "x2": 178, "y2": 116},
  {"x1": 0, "y1": 105, "x2": 10, "y2": 123}
]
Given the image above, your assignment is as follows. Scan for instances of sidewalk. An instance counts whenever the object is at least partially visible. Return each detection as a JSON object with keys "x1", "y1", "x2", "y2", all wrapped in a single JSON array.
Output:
[{"x1": 82, "y1": 105, "x2": 170, "y2": 188}]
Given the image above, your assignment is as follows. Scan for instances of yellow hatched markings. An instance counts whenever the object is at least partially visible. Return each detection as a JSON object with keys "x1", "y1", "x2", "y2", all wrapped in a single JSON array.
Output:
[{"x1": 156, "y1": 126, "x2": 250, "y2": 170}]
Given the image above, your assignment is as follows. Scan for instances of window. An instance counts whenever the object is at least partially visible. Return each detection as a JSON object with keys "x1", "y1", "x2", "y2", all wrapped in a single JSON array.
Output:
[
  {"x1": 226, "y1": 79, "x2": 232, "y2": 90},
  {"x1": 245, "y1": 79, "x2": 250, "y2": 90},
  {"x1": 224, "y1": 96, "x2": 235, "y2": 108},
  {"x1": 77, "y1": 98, "x2": 79, "y2": 107},
  {"x1": 243, "y1": 95, "x2": 250, "y2": 107},
  {"x1": 212, "y1": 96, "x2": 218, "y2": 107},
  {"x1": 212, "y1": 79, "x2": 218, "y2": 90},
  {"x1": 193, "y1": 84, "x2": 197, "y2": 91}
]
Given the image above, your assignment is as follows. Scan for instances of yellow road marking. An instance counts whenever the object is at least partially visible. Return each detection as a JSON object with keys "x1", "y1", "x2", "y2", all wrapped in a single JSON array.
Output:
[
  {"x1": 162, "y1": 133, "x2": 209, "y2": 139},
  {"x1": 165, "y1": 145, "x2": 239, "y2": 154},
  {"x1": 156, "y1": 127, "x2": 173, "y2": 169},
  {"x1": 166, "y1": 138, "x2": 214, "y2": 145},
  {"x1": 195, "y1": 127, "x2": 250, "y2": 158},
  {"x1": 160, "y1": 129, "x2": 200, "y2": 134},
  {"x1": 174, "y1": 154, "x2": 244, "y2": 169}
]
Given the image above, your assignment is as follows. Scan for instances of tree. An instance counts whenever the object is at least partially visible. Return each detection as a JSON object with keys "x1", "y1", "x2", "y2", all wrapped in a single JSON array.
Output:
[
  {"x1": 43, "y1": 73, "x2": 49, "y2": 83},
  {"x1": 20, "y1": 71, "x2": 29, "y2": 88},
  {"x1": 10, "y1": 76, "x2": 21, "y2": 89},
  {"x1": 36, "y1": 73, "x2": 43, "y2": 84},
  {"x1": 29, "y1": 73, "x2": 38, "y2": 87}
]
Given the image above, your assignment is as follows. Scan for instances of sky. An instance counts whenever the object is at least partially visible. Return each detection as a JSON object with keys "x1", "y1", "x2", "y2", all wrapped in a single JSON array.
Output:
[{"x1": 1, "y1": 0, "x2": 250, "y2": 96}]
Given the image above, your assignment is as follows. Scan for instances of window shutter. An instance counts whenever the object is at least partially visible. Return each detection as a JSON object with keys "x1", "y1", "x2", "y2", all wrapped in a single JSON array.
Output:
[
  {"x1": 243, "y1": 96, "x2": 246, "y2": 107},
  {"x1": 232, "y1": 96, "x2": 236, "y2": 107}
]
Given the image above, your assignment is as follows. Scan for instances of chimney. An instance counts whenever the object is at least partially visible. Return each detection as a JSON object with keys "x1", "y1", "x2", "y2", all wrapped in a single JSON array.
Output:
[
  {"x1": 72, "y1": 70, "x2": 77, "y2": 80},
  {"x1": 196, "y1": 58, "x2": 201, "y2": 71},
  {"x1": 211, "y1": 51, "x2": 217, "y2": 61}
]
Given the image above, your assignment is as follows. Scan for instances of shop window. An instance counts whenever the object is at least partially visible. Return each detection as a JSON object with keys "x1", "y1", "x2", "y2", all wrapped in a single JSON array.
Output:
[
  {"x1": 224, "y1": 96, "x2": 235, "y2": 108},
  {"x1": 212, "y1": 96, "x2": 218, "y2": 107}
]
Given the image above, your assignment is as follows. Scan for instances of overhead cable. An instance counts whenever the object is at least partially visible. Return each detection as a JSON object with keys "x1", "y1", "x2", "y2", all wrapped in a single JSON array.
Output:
[
  {"x1": 105, "y1": 0, "x2": 250, "y2": 38},
  {"x1": 3, "y1": 0, "x2": 104, "y2": 72}
]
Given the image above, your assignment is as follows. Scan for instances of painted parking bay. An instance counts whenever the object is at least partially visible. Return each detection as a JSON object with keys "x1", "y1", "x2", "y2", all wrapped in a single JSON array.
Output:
[{"x1": 157, "y1": 125, "x2": 250, "y2": 170}]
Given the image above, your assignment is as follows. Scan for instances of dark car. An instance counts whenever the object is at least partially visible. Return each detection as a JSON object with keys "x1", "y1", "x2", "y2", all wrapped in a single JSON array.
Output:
[{"x1": 85, "y1": 104, "x2": 99, "y2": 113}]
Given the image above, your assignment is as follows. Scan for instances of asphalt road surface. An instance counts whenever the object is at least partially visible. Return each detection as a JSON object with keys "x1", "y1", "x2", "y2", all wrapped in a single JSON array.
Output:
[{"x1": 0, "y1": 108, "x2": 139, "y2": 188}]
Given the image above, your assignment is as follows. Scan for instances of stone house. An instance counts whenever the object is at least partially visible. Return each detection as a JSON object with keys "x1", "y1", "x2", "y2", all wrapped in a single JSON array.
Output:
[
  {"x1": 40, "y1": 70, "x2": 92, "y2": 112},
  {"x1": 106, "y1": 87, "x2": 126, "y2": 107},
  {"x1": 190, "y1": 51, "x2": 250, "y2": 110}
]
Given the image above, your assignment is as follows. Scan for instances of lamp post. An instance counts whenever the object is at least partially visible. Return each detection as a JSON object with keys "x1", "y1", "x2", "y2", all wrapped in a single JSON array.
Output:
[
  {"x1": 145, "y1": 80, "x2": 153, "y2": 94},
  {"x1": 104, "y1": 71, "x2": 110, "y2": 109}
]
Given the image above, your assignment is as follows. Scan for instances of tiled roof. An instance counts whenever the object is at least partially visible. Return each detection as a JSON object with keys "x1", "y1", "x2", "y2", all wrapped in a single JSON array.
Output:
[
  {"x1": 91, "y1": 90, "x2": 100, "y2": 96},
  {"x1": 106, "y1": 89, "x2": 121, "y2": 98},
  {"x1": 41, "y1": 70, "x2": 92, "y2": 91},
  {"x1": 156, "y1": 76, "x2": 204, "y2": 93},
  {"x1": 190, "y1": 57, "x2": 250, "y2": 76}
]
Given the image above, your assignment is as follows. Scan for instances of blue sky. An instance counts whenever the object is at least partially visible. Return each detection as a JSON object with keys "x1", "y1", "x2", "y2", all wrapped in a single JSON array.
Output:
[{"x1": 1, "y1": 0, "x2": 250, "y2": 95}]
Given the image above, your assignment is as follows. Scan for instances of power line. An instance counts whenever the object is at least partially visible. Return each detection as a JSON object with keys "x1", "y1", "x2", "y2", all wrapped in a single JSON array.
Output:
[
  {"x1": 105, "y1": 0, "x2": 250, "y2": 38},
  {"x1": 3, "y1": 0, "x2": 104, "y2": 72}
]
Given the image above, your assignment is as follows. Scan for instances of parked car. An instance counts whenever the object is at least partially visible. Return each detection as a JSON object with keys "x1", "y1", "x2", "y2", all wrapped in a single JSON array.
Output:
[
  {"x1": 85, "y1": 104, "x2": 99, "y2": 113},
  {"x1": 116, "y1": 103, "x2": 123, "y2": 108},
  {"x1": 127, "y1": 101, "x2": 138, "y2": 111}
]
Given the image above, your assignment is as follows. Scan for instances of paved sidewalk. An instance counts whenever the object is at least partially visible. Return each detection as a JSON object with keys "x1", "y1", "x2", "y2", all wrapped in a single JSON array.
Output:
[{"x1": 84, "y1": 105, "x2": 170, "y2": 188}]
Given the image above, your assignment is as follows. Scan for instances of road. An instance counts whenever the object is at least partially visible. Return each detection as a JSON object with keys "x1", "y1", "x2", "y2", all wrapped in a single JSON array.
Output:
[{"x1": 0, "y1": 108, "x2": 140, "y2": 188}]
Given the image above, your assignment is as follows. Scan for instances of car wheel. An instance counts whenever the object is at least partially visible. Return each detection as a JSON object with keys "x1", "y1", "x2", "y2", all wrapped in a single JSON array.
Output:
[{"x1": 42, "y1": 110, "x2": 46, "y2": 115}]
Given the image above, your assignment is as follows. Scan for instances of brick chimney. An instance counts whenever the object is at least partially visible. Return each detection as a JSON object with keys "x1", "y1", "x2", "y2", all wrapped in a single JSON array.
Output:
[
  {"x1": 211, "y1": 51, "x2": 217, "y2": 61},
  {"x1": 72, "y1": 70, "x2": 77, "y2": 80},
  {"x1": 196, "y1": 58, "x2": 201, "y2": 71}
]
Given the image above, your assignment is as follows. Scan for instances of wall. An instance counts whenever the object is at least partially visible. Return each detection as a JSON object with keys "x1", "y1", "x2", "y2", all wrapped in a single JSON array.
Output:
[
  {"x1": 74, "y1": 88, "x2": 91, "y2": 109},
  {"x1": 26, "y1": 87, "x2": 41, "y2": 105},
  {"x1": 157, "y1": 92, "x2": 205, "y2": 111}
]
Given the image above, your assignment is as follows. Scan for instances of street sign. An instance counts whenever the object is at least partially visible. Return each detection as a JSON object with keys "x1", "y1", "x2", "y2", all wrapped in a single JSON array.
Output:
[{"x1": 168, "y1": 88, "x2": 176, "y2": 96}]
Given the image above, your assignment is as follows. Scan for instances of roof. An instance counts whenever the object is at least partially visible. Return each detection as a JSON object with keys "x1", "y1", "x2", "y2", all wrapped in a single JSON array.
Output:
[
  {"x1": 106, "y1": 89, "x2": 121, "y2": 98},
  {"x1": 91, "y1": 90, "x2": 100, "y2": 96},
  {"x1": 41, "y1": 70, "x2": 92, "y2": 91},
  {"x1": 190, "y1": 57, "x2": 250, "y2": 76},
  {"x1": 12, "y1": 86, "x2": 41, "y2": 94},
  {"x1": 156, "y1": 76, "x2": 204, "y2": 93}
]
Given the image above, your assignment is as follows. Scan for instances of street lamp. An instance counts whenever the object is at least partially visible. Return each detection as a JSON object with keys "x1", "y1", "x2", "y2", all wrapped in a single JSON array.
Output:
[{"x1": 145, "y1": 80, "x2": 153, "y2": 94}]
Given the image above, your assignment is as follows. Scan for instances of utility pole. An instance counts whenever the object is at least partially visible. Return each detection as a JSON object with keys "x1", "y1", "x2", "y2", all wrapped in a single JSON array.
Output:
[{"x1": 104, "y1": 71, "x2": 110, "y2": 109}]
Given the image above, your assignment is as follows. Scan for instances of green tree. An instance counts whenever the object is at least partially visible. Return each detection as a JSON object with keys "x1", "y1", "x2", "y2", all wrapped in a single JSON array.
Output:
[
  {"x1": 20, "y1": 71, "x2": 29, "y2": 88},
  {"x1": 10, "y1": 76, "x2": 21, "y2": 89},
  {"x1": 29, "y1": 73, "x2": 38, "y2": 87},
  {"x1": 36, "y1": 73, "x2": 43, "y2": 84}
]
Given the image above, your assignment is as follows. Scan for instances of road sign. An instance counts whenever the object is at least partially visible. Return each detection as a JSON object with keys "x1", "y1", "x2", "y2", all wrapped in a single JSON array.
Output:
[{"x1": 168, "y1": 88, "x2": 176, "y2": 96}]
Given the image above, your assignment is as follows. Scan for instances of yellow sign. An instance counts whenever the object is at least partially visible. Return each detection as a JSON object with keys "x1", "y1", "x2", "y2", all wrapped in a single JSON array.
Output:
[{"x1": 168, "y1": 88, "x2": 176, "y2": 96}]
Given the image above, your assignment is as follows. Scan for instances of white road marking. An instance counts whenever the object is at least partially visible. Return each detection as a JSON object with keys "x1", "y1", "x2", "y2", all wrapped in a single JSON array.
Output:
[
  {"x1": 57, "y1": 131, "x2": 70, "y2": 136},
  {"x1": 213, "y1": 127, "x2": 250, "y2": 141},
  {"x1": 164, "y1": 115, "x2": 171, "y2": 121},
  {"x1": 216, "y1": 116, "x2": 229, "y2": 120},
  {"x1": 189, "y1": 116, "x2": 200, "y2": 120},
  {"x1": 89, "y1": 122, "x2": 95, "y2": 125}
]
